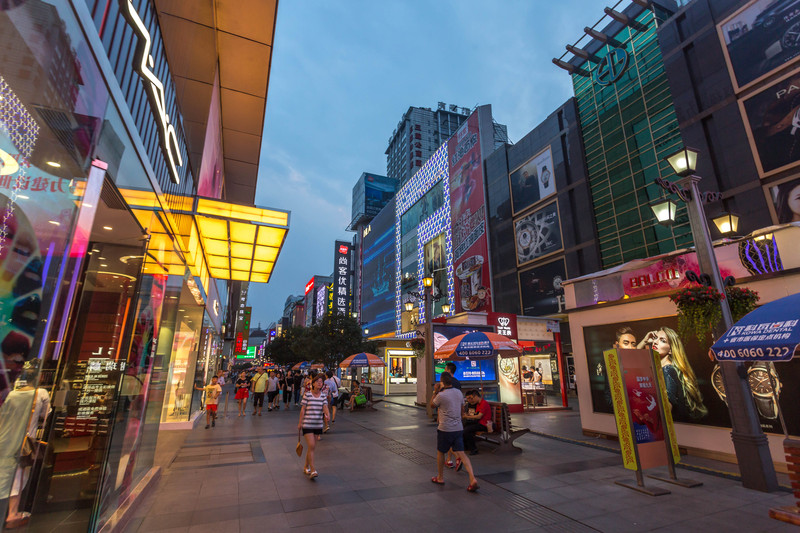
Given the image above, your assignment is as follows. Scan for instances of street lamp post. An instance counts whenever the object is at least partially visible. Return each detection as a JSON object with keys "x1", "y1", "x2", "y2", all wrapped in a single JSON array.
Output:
[
  {"x1": 422, "y1": 276, "x2": 435, "y2": 418},
  {"x1": 660, "y1": 148, "x2": 778, "y2": 492}
]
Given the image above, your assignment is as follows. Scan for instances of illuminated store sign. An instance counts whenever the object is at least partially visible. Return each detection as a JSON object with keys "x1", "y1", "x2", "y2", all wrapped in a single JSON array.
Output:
[
  {"x1": 333, "y1": 241, "x2": 351, "y2": 316},
  {"x1": 305, "y1": 277, "x2": 314, "y2": 295},
  {"x1": 120, "y1": 0, "x2": 184, "y2": 184}
]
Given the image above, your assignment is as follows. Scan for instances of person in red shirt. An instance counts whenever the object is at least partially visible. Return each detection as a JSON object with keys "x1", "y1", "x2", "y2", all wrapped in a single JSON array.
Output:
[{"x1": 463, "y1": 389, "x2": 491, "y2": 455}]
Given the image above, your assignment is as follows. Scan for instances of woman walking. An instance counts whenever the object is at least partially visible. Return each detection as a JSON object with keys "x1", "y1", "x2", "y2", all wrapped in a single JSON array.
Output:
[
  {"x1": 297, "y1": 374, "x2": 329, "y2": 480},
  {"x1": 234, "y1": 371, "x2": 250, "y2": 416},
  {"x1": 282, "y1": 372, "x2": 293, "y2": 409}
]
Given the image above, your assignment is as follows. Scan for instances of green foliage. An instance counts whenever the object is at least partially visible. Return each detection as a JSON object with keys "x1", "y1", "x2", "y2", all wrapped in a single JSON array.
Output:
[
  {"x1": 266, "y1": 314, "x2": 374, "y2": 368},
  {"x1": 726, "y1": 286, "x2": 760, "y2": 322},
  {"x1": 669, "y1": 284, "x2": 723, "y2": 345},
  {"x1": 410, "y1": 337, "x2": 425, "y2": 358}
]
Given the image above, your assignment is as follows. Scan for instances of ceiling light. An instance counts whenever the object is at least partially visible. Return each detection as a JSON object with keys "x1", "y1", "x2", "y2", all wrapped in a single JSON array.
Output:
[
  {"x1": 103, "y1": 226, "x2": 112, "y2": 230},
  {"x1": 48, "y1": 220, "x2": 60, "y2": 226},
  {"x1": 16, "y1": 195, "x2": 28, "y2": 200},
  {"x1": 100, "y1": 264, "x2": 108, "y2": 267},
  {"x1": 46, "y1": 161, "x2": 61, "y2": 168}
]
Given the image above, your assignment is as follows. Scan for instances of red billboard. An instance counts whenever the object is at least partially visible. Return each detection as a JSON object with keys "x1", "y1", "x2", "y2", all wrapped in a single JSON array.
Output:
[{"x1": 448, "y1": 111, "x2": 492, "y2": 314}]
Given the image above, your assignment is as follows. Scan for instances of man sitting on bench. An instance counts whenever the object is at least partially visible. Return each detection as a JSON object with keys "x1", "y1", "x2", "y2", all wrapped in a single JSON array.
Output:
[{"x1": 463, "y1": 389, "x2": 491, "y2": 455}]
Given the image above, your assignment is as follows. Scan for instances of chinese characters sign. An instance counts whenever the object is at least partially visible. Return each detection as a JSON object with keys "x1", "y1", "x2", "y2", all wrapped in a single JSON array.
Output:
[{"x1": 333, "y1": 241, "x2": 351, "y2": 316}]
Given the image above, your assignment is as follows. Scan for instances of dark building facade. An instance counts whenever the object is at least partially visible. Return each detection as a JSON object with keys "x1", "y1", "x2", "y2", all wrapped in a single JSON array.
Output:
[
  {"x1": 658, "y1": 0, "x2": 800, "y2": 230},
  {"x1": 485, "y1": 98, "x2": 601, "y2": 317}
]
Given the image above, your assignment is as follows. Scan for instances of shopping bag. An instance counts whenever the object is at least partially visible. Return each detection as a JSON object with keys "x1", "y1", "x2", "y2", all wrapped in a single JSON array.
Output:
[{"x1": 295, "y1": 429, "x2": 303, "y2": 457}]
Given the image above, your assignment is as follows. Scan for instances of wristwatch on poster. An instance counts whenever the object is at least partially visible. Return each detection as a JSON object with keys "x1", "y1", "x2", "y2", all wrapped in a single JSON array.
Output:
[
  {"x1": 747, "y1": 362, "x2": 781, "y2": 420},
  {"x1": 711, "y1": 364, "x2": 726, "y2": 404}
]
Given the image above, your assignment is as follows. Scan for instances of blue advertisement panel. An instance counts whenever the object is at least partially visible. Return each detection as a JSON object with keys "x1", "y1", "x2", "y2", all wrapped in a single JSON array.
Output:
[
  {"x1": 433, "y1": 324, "x2": 497, "y2": 382},
  {"x1": 361, "y1": 200, "x2": 396, "y2": 335}
]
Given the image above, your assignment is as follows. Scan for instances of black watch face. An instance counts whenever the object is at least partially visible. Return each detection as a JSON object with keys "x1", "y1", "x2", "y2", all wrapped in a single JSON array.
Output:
[
  {"x1": 748, "y1": 370, "x2": 772, "y2": 395},
  {"x1": 713, "y1": 369, "x2": 725, "y2": 393}
]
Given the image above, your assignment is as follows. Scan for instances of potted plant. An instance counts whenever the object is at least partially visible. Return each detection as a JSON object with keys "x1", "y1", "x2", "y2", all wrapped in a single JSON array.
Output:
[
  {"x1": 669, "y1": 284, "x2": 724, "y2": 345},
  {"x1": 725, "y1": 286, "x2": 759, "y2": 322},
  {"x1": 410, "y1": 337, "x2": 425, "y2": 358}
]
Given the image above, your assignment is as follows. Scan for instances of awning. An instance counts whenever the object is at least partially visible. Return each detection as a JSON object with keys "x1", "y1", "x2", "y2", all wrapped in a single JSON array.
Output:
[
  {"x1": 121, "y1": 188, "x2": 289, "y2": 288},
  {"x1": 711, "y1": 292, "x2": 800, "y2": 362}
]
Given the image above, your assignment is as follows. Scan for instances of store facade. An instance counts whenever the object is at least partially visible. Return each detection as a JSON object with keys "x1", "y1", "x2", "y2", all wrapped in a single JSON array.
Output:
[
  {"x1": 0, "y1": 1, "x2": 285, "y2": 531},
  {"x1": 564, "y1": 223, "x2": 800, "y2": 465}
]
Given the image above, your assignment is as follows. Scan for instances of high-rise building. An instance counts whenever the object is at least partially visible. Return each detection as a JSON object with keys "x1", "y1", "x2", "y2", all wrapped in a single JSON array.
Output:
[{"x1": 385, "y1": 103, "x2": 509, "y2": 184}]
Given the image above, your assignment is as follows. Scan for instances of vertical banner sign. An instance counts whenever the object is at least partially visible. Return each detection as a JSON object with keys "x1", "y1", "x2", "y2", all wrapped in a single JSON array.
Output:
[
  {"x1": 234, "y1": 306, "x2": 251, "y2": 356},
  {"x1": 604, "y1": 349, "x2": 679, "y2": 471},
  {"x1": 448, "y1": 112, "x2": 492, "y2": 313},
  {"x1": 333, "y1": 241, "x2": 351, "y2": 316}
]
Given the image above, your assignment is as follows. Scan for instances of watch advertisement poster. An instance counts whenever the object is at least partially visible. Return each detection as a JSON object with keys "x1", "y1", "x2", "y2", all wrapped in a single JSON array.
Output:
[
  {"x1": 585, "y1": 316, "x2": 800, "y2": 436},
  {"x1": 718, "y1": 0, "x2": 800, "y2": 92},
  {"x1": 509, "y1": 146, "x2": 555, "y2": 214},
  {"x1": 514, "y1": 202, "x2": 563, "y2": 266},
  {"x1": 448, "y1": 112, "x2": 492, "y2": 314},
  {"x1": 740, "y1": 68, "x2": 800, "y2": 177},
  {"x1": 519, "y1": 258, "x2": 566, "y2": 316}
]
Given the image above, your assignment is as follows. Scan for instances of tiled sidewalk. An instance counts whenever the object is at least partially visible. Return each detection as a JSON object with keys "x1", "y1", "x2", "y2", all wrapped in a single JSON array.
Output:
[{"x1": 124, "y1": 400, "x2": 797, "y2": 532}]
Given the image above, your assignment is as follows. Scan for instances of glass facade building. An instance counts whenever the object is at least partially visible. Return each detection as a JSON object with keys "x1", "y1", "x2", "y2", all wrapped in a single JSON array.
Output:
[
  {"x1": 569, "y1": 3, "x2": 693, "y2": 268},
  {"x1": 0, "y1": 1, "x2": 285, "y2": 531}
]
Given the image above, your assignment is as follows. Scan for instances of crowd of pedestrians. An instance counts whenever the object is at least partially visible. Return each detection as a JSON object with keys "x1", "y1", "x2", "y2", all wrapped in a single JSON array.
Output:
[{"x1": 196, "y1": 362, "x2": 481, "y2": 491}]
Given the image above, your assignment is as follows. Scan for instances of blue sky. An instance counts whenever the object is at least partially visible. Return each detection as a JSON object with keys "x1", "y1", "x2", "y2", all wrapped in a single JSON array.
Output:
[{"x1": 250, "y1": 0, "x2": 601, "y2": 328}]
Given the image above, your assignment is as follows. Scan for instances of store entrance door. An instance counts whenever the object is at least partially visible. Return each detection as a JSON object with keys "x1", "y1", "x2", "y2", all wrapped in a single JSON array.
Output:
[
  {"x1": 387, "y1": 351, "x2": 416, "y2": 395},
  {"x1": 30, "y1": 169, "x2": 149, "y2": 532}
]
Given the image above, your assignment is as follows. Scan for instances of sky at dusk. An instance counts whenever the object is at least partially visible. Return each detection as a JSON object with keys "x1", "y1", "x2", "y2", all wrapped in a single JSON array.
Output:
[{"x1": 250, "y1": 0, "x2": 603, "y2": 328}]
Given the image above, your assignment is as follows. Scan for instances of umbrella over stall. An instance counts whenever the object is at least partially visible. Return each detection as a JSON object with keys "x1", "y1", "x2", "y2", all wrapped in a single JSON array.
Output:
[
  {"x1": 434, "y1": 331, "x2": 523, "y2": 393},
  {"x1": 339, "y1": 352, "x2": 386, "y2": 368},
  {"x1": 291, "y1": 361, "x2": 311, "y2": 371}
]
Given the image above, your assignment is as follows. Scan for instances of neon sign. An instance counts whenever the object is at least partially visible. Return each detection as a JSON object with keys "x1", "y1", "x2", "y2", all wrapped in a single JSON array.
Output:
[
  {"x1": 120, "y1": 0, "x2": 184, "y2": 185},
  {"x1": 305, "y1": 277, "x2": 314, "y2": 294}
]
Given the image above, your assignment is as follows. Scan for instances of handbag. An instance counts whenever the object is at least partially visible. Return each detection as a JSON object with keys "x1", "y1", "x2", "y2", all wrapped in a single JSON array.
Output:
[
  {"x1": 19, "y1": 389, "x2": 47, "y2": 467},
  {"x1": 295, "y1": 429, "x2": 303, "y2": 457},
  {"x1": 354, "y1": 393, "x2": 367, "y2": 406}
]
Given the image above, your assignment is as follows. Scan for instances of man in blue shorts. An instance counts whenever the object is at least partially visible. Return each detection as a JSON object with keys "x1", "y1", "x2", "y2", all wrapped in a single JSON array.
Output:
[{"x1": 430, "y1": 371, "x2": 479, "y2": 491}]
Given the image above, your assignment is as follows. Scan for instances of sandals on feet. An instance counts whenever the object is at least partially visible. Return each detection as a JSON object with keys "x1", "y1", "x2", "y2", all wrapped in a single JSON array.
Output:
[
  {"x1": 431, "y1": 476, "x2": 445, "y2": 485},
  {"x1": 467, "y1": 481, "x2": 479, "y2": 492},
  {"x1": 445, "y1": 460, "x2": 454, "y2": 469},
  {"x1": 455, "y1": 458, "x2": 463, "y2": 472},
  {"x1": 309, "y1": 471, "x2": 318, "y2": 479}
]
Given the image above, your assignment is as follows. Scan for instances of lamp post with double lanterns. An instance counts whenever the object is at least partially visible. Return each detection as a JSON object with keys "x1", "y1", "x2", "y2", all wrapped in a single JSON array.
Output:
[
  {"x1": 654, "y1": 147, "x2": 778, "y2": 492},
  {"x1": 406, "y1": 276, "x2": 449, "y2": 417}
]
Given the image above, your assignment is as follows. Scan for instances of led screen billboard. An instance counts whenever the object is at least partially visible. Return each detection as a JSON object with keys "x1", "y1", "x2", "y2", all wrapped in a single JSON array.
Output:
[
  {"x1": 519, "y1": 258, "x2": 566, "y2": 316},
  {"x1": 361, "y1": 200, "x2": 396, "y2": 335},
  {"x1": 432, "y1": 324, "x2": 497, "y2": 382}
]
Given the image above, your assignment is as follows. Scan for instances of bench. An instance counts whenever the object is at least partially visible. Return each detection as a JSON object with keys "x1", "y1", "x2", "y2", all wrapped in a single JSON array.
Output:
[
  {"x1": 473, "y1": 400, "x2": 530, "y2": 454},
  {"x1": 342, "y1": 384, "x2": 382, "y2": 411}
]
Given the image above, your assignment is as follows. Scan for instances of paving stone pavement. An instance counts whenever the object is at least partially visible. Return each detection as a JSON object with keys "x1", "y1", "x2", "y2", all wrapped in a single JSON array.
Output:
[{"x1": 124, "y1": 399, "x2": 798, "y2": 532}]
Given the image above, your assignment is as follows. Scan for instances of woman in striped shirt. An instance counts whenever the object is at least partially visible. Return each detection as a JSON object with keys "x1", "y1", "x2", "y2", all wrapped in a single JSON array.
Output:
[{"x1": 298, "y1": 374, "x2": 329, "y2": 479}]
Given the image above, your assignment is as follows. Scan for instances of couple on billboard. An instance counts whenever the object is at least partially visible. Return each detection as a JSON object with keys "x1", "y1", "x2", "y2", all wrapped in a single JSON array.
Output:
[{"x1": 613, "y1": 326, "x2": 707, "y2": 421}]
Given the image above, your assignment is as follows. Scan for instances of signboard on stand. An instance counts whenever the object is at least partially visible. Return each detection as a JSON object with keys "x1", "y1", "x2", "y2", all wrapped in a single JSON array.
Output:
[{"x1": 604, "y1": 348, "x2": 699, "y2": 495}]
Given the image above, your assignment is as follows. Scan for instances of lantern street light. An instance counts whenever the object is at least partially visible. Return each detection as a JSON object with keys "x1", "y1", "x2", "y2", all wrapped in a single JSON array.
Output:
[
  {"x1": 712, "y1": 211, "x2": 740, "y2": 236},
  {"x1": 650, "y1": 198, "x2": 678, "y2": 226},
  {"x1": 659, "y1": 147, "x2": 778, "y2": 492}
]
